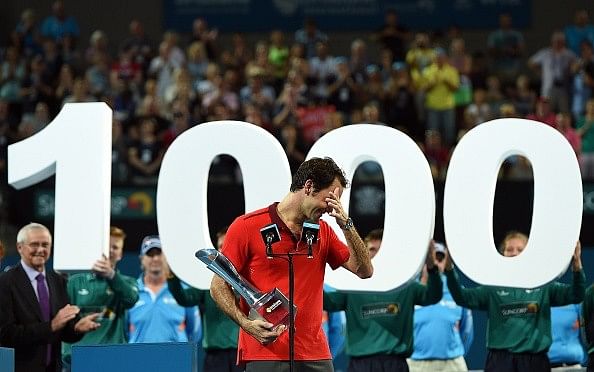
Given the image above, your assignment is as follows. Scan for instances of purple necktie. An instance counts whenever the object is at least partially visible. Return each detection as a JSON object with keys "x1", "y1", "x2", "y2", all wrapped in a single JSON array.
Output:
[{"x1": 36, "y1": 273, "x2": 51, "y2": 366}]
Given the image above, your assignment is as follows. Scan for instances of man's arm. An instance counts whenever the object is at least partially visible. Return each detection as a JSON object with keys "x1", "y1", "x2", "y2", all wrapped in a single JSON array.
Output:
[
  {"x1": 444, "y1": 254, "x2": 488, "y2": 310},
  {"x1": 210, "y1": 275, "x2": 284, "y2": 344},
  {"x1": 340, "y1": 226, "x2": 373, "y2": 278},
  {"x1": 107, "y1": 273, "x2": 139, "y2": 309},
  {"x1": 549, "y1": 242, "x2": 585, "y2": 306},
  {"x1": 326, "y1": 187, "x2": 373, "y2": 278},
  {"x1": 168, "y1": 274, "x2": 204, "y2": 307}
]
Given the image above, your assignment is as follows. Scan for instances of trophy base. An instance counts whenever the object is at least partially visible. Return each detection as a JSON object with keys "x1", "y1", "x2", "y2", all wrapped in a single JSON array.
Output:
[{"x1": 248, "y1": 288, "x2": 296, "y2": 330}]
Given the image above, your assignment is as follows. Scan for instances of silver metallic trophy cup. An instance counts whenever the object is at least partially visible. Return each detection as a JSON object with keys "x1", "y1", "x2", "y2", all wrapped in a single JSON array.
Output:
[{"x1": 195, "y1": 248, "x2": 295, "y2": 330}]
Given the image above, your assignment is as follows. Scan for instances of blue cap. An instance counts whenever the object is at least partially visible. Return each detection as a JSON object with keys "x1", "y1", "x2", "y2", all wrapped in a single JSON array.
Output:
[{"x1": 140, "y1": 235, "x2": 161, "y2": 255}]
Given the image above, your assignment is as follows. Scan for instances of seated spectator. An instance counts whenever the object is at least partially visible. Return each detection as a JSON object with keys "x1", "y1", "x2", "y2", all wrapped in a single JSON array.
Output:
[
  {"x1": 245, "y1": 41, "x2": 273, "y2": 87},
  {"x1": 485, "y1": 75, "x2": 505, "y2": 115},
  {"x1": 189, "y1": 18, "x2": 217, "y2": 60},
  {"x1": 202, "y1": 74, "x2": 240, "y2": 119},
  {"x1": 85, "y1": 30, "x2": 110, "y2": 67},
  {"x1": 20, "y1": 54, "x2": 53, "y2": 114},
  {"x1": 86, "y1": 54, "x2": 111, "y2": 97},
  {"x1": 120, "y1": 19, "x2": 154, "y2": 72},
  {"x1": 240, "y1": 67, "x2": 276, "y2": 118},
  {"x1": 308, "y1": 41, "x2": 337, "y2": 100},
  {"x1": 14, "y1": 8, "x2": 42, "y2": 58},
  {"x1": 164, "y1": 67, "x2": 196, "y2": 106},
  {"x1": 0, "y1": 46, "x2": 26, "y2": 103},
  {"x1": 110, "y1": 47, "x2": 143, "y2": 92},
  {"x1": 363, "y1": 65, "x2": 386, "y2": 111},
  {"x1": 20, "y1": 101, "x2": 50, "y2": 138},
  {"x1": 163, "y1": 100, "x2": 192, "y2": 148},
  {"x1": 186, "y1": 41, "x2": 209, "y2": 86},
  {"x1": 55, "y1": 63, "x2": 75, "y2": 104}
]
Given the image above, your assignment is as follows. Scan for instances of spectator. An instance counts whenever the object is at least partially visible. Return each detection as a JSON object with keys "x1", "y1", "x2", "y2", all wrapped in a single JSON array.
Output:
[
  {"x1": 564, "y1": 9, "x2": 594, "y2": 56},
  {"x1": 464, "y1": 88, "x2": 493, "y2": 128},
  {"x1": 408, "y1": 242, "x2": 473, "y2": 372},
  {"x1": 327, "y1": 58, "x2": 357, "y2": 118},
  {"x1": 240, "y1": 67, "x2": 276, "y2": 118},
  {"x1": 324, "y1": 230, "x2": 441, "y2": 372},
  {"x1": 277, "y1": 121, "x2": 307, "y2": 174},
  {"x1": 127, "y1": 117, "x2": 165, "y2": 185},
  {"x1": 308, "y1": 41, "x2": 337, "y2": 100},
  {"x1": 120, "y1": 19, "x2": 154, "y2": 72},
  {"x1": 40, "y1": 0, "x2": 80, "y2": 45},
  {"x1": 19, "y1": 54, "x2": 53, "y2": 114},
  {"x1": 407, "y1": 33, "x2": 435, "y2": 125},
  {"x1": 526, "y1": 96, "x2": 557, "y2": 127},
  {"x1": 349, "y1": 39, "x2": 369, "y2": 86},
  {"x1": 529, "y1": 31, "x2": 577, "y2": 113},
  {"x1": 245, "y1": 41, "x2": 273, "y2": 86},
  {"x1": 55, "y1": 63, "x2": 75, "y2": 104},
  {"x1": 572, "y1": 40, "x2": 594, "y2": 119},
  {"x1": 294, "y1": 18, "x2": 328, "y2": 59},
  {"x1": 127, "y1": 235, "x2": 201, "y2": 343},
  {"x1": 0, "y1": 46, "x2": 26, "y2": 103},
  {"x1": 20, "y1": 101, "x2": 50, "y2": 138},
  {"x1": 268, "y1": 30, "x2": 290, "y2": 92},
  {"x1": 62, "y1": 77, "x2": 94, "y2": 105},
  {"x1": 487, "y1": 13, "x2": 525, "y2": 84},
  {"x1": 112, "y1": 113, "x2": 129, "y2": 185},
  {"x1": 163, "y1": 100, "x2": 192, "y2": 148},
  {"x1": 450, "y1": 37, "x2": 473, "y2": 123},
  {"x1": 423, "y1": 130, "x2": 450, "y2": 179},
  {"x1": 373, "y1": 9, "x2": 410, "y2": 62},
  {"x1": 511, "y1": 75, "x2": 537, "y2": 117},
  {"x1": 85, "y1": 30, "x2": 110, "y2": 67},
  {"x1": 14, "y1": 8, "x2": 41, "y2": 58},
  {"x1": 62, "y1": 226, "x2": 139, "y2": 371},
  {"x1": 186, "y1": 41, "x2": 209, "y2": 85},
  {"x1": 577, "y1": 98, "x2": 594, "y2": 179},
  {"x1": 148, "y1": 41, "x2": 182, "y2": 99},
  {"x1": 384, "y1": 62, "x2": 419, "y2": 139},
  {"x1": 422, "y1": 47, "x2": 460, "y2": 147},
  {"x1": 86, "y1": 54, "x2": 111, "y2": 97},
  {"x1": 555, "y1": 112, "x2": 581, "y2": 156},
  {"x1": 485, "y1": 75, "x2": 505, "y2": 115},
  {"x1": 0, "y1": 223, "x2": 100, "y2": 372},
  {"x1": 110, "y1": 47, "x2": 143, "y2": 92},
  {"x1": 362, "y1": 65, "x2": 386, "y2": 111},
  {"x1": 190, "y1": 18, "x2": 218, "y2": 60}
]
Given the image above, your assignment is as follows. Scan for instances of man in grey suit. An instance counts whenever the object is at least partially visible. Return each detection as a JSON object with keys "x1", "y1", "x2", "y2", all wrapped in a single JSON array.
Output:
[{"x1": 0, "y1": 223, "x2": 100, "y2": 372}]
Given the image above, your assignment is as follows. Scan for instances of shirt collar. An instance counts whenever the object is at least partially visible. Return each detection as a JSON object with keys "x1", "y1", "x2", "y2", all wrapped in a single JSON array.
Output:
[{"x1": 20, "y1": 260, "x2": 46, "y2": 282}]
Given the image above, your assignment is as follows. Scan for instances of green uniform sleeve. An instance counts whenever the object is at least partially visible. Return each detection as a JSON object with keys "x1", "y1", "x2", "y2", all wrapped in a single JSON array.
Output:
[
  {"x1": 549, "y1": 269, "x2": 585, "y2": 306},
  {"x1": 167, "y1": 274, "x2": 204, "y2": 307},
  {"x1": 323, "y1": 291, "x2": 347, "y2": 312},
  {"x1": 445, "y1": 268, "x2": 488, "y2": 310},
  {"x1": 107, "y1": 272, "x2": 139, "y2": 309},
  {"x1": 413, "y1": 268, "x2": 443, "y2": 306}
]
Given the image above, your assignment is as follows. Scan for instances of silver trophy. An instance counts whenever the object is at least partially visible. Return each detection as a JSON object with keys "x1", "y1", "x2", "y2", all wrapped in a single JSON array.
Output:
[{"x1": 196, "y1": 248, "x2": 295, "y2": 329}]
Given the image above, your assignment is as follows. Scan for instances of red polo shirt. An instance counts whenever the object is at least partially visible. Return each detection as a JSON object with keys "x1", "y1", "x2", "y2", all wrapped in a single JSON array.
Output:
[{"x1": 221, "y1": 203, "x2": 350, "y2": 363}]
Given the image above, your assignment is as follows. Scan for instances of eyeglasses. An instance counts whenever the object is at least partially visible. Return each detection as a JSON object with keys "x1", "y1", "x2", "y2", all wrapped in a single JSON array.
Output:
[{"x1": 26, "y1": 242, "x2": 51, "y2": 249}]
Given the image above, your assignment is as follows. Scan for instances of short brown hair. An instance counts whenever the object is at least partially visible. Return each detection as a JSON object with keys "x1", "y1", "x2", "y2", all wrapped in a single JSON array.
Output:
[
  {"x1": 365, "y1": 228, "x2": 383, "y2": 243},
  {"x1": 110, "y1": 226, "x2": 126, "y2": 240}
]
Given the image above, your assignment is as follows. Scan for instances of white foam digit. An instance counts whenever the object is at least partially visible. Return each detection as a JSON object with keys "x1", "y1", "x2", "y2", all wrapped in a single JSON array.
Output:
[
  {"x1": 8, "y1": 103, "x2": 112, "y2": 270},
  {"x1": 157, "y1": 121, "x2": 291, "y2": 289},
  {"x1": 444, "y1": 119, "x2": 583, "y2": 288},
  {"x1": 308, "y1": 124, "x2": 435, "y2": 291}
]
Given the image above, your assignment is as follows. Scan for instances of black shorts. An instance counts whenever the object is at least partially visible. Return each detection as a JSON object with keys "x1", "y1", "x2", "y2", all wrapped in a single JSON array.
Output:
[
  {"x1": 245, "y1": 359, "x2": 334, "y2": 372},
  {"x1": 348, "y1": 354, "x2": 408, "y2": 372},
  {"x1": 485, "y1": 349, "x2": 550, "y2": 372},
  {"x1": 204, "y1": 348, "x2": 243, "y2": 372}
]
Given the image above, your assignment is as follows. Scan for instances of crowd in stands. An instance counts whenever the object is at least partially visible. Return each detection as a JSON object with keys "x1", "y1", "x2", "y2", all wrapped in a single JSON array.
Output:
[{"x1": 0, "y1": 2, "x2": 593, "y2": 186}]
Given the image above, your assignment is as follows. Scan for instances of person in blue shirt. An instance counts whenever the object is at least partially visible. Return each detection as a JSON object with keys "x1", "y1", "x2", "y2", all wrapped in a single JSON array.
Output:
[
  {"x1": 40, "y1": 1, "x2": 80, "y2": 44},
  {"x1": 548, "y1": 304, "x2": 586, "y2": 369},
  {"x1": 127, "y1": 235, "x2": 201, "y2": 343},
  {"x1": 408, "y1": 242, "x2": 473, "y2": 372}
]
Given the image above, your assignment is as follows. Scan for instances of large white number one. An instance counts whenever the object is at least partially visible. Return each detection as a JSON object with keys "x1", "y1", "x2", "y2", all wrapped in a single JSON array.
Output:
[
  {"x1": 8, "y1": 103, "x2": 112, "y2": 270},
  {"x1": 444, "y1": 119, "x2": 583, "y2": 288},
  {"x1": 308, "y1": 124, "x2": 436, "y2": 291},
  {"x1": 157, "y1": 121, "x2": 291, "y2": 289}
]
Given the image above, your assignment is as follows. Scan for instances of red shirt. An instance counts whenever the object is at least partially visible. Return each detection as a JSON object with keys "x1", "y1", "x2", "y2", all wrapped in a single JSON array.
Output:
[{"x1": 221, "y1": 203, "x2": 350, "y2": 363}]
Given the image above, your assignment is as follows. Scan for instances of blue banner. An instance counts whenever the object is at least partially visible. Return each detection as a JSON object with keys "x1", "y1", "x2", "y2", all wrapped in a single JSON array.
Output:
[{"x1": 163, "y1": 0, "x2": 531, "y2": 32}]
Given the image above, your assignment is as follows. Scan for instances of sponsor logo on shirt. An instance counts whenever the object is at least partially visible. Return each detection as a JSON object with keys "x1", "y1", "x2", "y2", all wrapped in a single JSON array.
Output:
[
  {"x1": 496, "y1": 290, "x2": 509, "y2": 296},
  {"x1": 500, "y1": 302, "x2": 540, "y2": 317},
  {"x1": 361, "y1": 302, "x2": 400, "y2": 318},
  {"x1": 78, "y1": 288, "x2": 90, "y2": 296}
]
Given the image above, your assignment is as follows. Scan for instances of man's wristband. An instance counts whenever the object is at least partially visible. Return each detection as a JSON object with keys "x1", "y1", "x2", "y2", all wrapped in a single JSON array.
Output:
[{"x1": 341, "y1": 217, "x2": 354, "y2": 230}]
